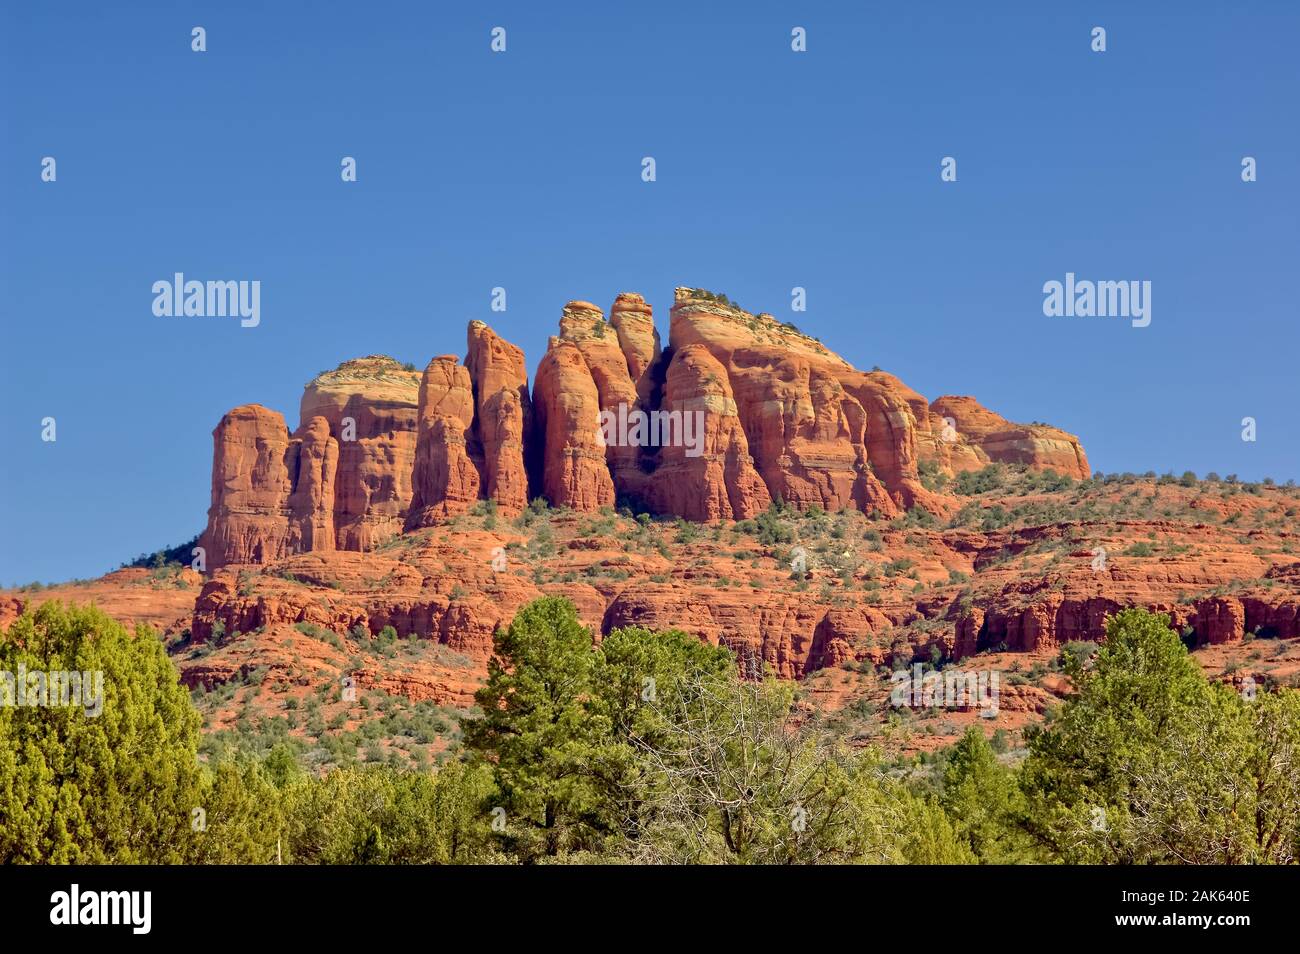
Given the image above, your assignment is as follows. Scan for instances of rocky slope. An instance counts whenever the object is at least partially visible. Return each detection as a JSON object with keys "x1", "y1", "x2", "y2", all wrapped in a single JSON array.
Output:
[
  {"x1": 9, "y1": 287, "x2": 1297, "y2": 764},
  {"x1": 8, "y1": 473, "x2": 1296, "y2": 762}
]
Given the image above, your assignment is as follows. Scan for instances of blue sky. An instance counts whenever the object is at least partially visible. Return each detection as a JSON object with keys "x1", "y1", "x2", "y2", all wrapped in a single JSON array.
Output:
[{"x1": 2, "y1": 1, "x2": 1297, "y2": 584}]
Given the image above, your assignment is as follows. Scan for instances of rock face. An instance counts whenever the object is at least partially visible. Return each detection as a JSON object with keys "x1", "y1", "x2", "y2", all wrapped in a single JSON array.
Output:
[
  {"x1": 533, "y1": 331, "x2": 617, "y2": 510},
  {"x1": 465, "y1": 321, "x2": 533, "y2": 515},
  {"x1": 181, "y1": 490, "x2": 1300, "y2": 700},
  {"x1": 202, "y1": 358, "x2": 420, "y2": 569},
  {"x1": 202, "y1": 287, "x2": 1092, "y2": 566},
  {"x1": 650, "y1": 343, "x2": 770, "y2": 520},
  {"x1": 553, "y1": 301, "x2": 644, "y2": 501},
  {"x1": 200, "y1": 405, "x2": 295, "y2": 567},
  {"x1": 299, "y1": 356, "x2": 421, "y2": 551},
  {"x1": 287, "y1": 416, "x2": 338, "y2": 554},
  {"x1": 927, "y1": 394, "x2": 1090, "y2": 479},
  {"x1": 609, "y1": 292, "x2": 661, "y2": 406},
  {"x1": 406, "y1": 356, "x2": 481, "y2": 527},
  {"x1": 668, "y1": 289, "x2": 930, "y2": 517}
]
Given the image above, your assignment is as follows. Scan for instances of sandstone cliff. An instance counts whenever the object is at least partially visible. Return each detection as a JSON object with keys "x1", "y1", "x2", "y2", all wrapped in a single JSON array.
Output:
[
  {"x1": 200, "y1": 404, "x2": 296, "y2": 567},
  {"x1": 201, "y1": 289, "x2": 1091, "y2": 568},
  {"x1": 927, "y1": 394, "x2": 1090, "y2": 479},
  {"x1": 298, "y1": 356, "x2": 421, "y2": 550},
  {"x1": 201, "y1": 357, "x2": 420, "y2": 568}
]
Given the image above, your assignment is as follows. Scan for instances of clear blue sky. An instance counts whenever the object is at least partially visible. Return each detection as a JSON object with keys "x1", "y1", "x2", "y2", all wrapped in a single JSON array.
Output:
[{"x1": 2, "y1": 1, "x2": 1297, "y2": 584}]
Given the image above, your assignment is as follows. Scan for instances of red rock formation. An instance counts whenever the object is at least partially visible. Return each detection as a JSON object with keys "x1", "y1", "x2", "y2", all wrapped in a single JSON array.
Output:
[
  {"x1": 406, "y1": 356, "x2": 481, "y2": 526},
  {"x1": 287, "y1": 416, "x2": 338, "y2": 554},
  {"x1": 928, "y1": 395, "x2": 1090, "y2": 479},
  {"x1": 533, "y1": 334, "x2": 616, "y2": 510},
  {"x1": 609, "y1": 292, "x2": 660, "y2": 406},
  {"x1": 299, "y1": 356, "x2": 421, "y2": 550},
  {"x1": 200, "y1": 286, "x2": 1091, "y2": 562},
  {"x1": 670, "y1": 289, "x2": 924, "y2": 517},
  {"x1": 600, "y1": 585, "x2": 828, "y2": 679},
  {"x1": 200, "y1": 405, "x2": 295, "y2": 567},
  {"x1": 1193, "y1": 595, "x2": 1245, "y2": 645},
  {"x1": 807, "y1": 606, "x2": 893, "y2": 670},
  {"x1": 842, "y1": 371, "x2": 935, "y2": 513},
  {"x1": 555, "y1": 301, "x2": 649, "y2": 502},
  {"x1": 466, "y1": 321, "x2": 533, "y2": 514},
  {"x1": 1241, "y1": 574, "x2": 1300, "y2": 638},
  {"x1": 650, "y1": 343, "x2": 770, "y2": 520}
]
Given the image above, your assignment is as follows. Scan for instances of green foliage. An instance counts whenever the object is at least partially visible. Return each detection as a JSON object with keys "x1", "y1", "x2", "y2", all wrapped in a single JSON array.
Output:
[
  {"x1": 122, "y1": 534, "x2": 200, "y2": 570},
  {"x1": 954, "y1": 464, "x2": 1008, "y2": 496},
  {"x1": 755, "y1": 503, "x2": 795, "y2": 545},
  {"x1": 892, "y1": 794, "x2": 978, "y2": 864},
  {"x1": 461, "y1": 597, "x2": 978, "y2": 864},
  {"x1": 917, "y1": 459, "x2": 949, "y2": 492},
  {"x1": 939, "y1": 728, "x2": 1039, "y2": 863},
  {"x1": 1019, "y1": 608, "x2": 1300, "y2": 863},
  {"x1": 688, "y1": 288, "x2": 745, "y2": 312},
  {"x1": 1059, "y1": 640, "x2": 1099, "y2": 670},
  {"x1": 462, "y1": 597, "x2": 617, "y2": 860},
  {"x1": 191, "y1": 755, "x2": 284, "y2": 864},
  {"x1": 0, "y1": 603, "x2": 203, "y2": 863},
  {"x1": 13, "y1": 596, "x2": 1296, "y2": 867},
  {"x1": 629, "y1": 675, "x2": 930, "y2": 864},
  {"x1": 284, "y1": 761, "x2": 495, "y2": 864}
]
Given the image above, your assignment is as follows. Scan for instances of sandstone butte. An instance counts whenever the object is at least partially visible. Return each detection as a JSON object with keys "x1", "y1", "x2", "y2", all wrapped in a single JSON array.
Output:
[
  {"x1": 198, "y1": 287, "x2": 1092, "y2": 568},
  {"x1": 5, "y1": 286, "x2": 1297, "y2": 755}
]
